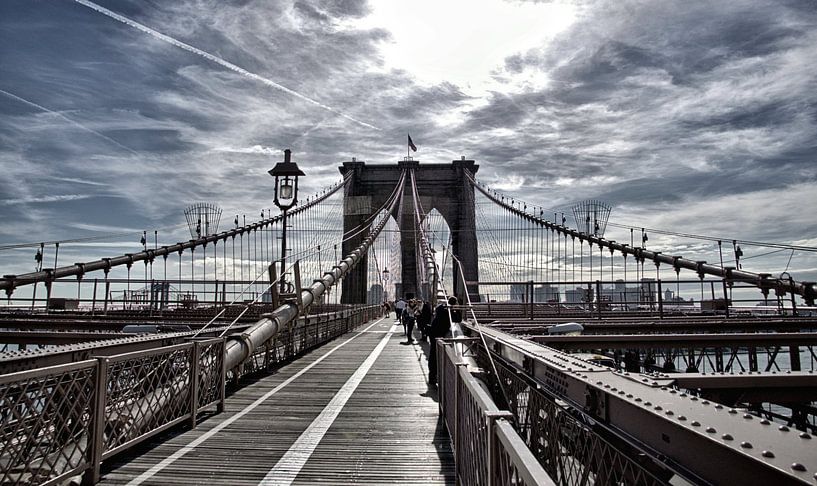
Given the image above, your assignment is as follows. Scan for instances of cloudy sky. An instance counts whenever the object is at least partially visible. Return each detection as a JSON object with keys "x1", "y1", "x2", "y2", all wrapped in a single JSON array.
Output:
[{"x1": 1, "y1": 0, "x2": 816, "y2": 281}]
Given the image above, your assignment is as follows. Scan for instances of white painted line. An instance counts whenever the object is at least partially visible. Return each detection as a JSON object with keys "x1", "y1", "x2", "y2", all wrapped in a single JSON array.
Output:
[
  {"x1": 126, "y1": 316, "x2": 387, "y2": 486},
  {"x1": 258, "y1": 323, "x2": 398, "y2": 486}
]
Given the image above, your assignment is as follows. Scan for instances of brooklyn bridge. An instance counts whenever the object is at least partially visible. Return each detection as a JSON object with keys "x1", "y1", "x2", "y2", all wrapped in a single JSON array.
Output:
[{"x1": 1, "y1": 157, "x2": 816, "y2": 485}]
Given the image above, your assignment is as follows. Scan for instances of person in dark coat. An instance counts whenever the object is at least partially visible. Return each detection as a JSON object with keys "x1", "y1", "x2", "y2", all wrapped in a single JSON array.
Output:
[
  {"x1": 417, "y1": 301, "x2": 432, "y2": 342},
  {"x1": 427, "y1": 296, "x2": 460, "y2": 386}
]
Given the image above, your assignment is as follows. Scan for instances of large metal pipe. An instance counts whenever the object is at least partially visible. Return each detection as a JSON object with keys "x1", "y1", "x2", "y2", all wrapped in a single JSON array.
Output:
[
  {"x1": 223, "y1": 172, "x2": 406, "y2": 371},
  {"x1": 0, "y1": 176, "x2": 349, "y2": 295},
  {"x1": 470, "y1": 175, "x2": 815, "y2": 303}
]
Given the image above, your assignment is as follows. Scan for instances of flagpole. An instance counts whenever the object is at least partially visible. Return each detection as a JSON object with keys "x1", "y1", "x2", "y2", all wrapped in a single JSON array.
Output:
[{"x1": 407, "y1": 133, "x2": 409, "y2": 159}]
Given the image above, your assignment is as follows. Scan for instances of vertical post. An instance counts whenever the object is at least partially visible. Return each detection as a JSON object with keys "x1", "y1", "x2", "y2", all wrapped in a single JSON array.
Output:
[
  {"x1": 485, "y1": 412, "x2": 514, "y2": 486},
  {"x1": 722, "y1": 279, "x2": 731, "y2": 318},
  {"x1": 280, "y1": 209, "x2": 288, "y2": 294},
  {"x1": 189, "y1": 342, "x2": 200, "y2": 428},
  {"x1": 595, "y1": 280, "x2": 602, "y2": 319},
  {"x1": 103, "y1": 280, "x2": 110, "y2": 315},
  {"x1": 454, "y1": 361, "x2": 466, "y2": 484},
  {"x1": 84, "y1": 357, "x2": 108, "y2": 486},
  {"x1": 218, "y1": 338, "x2": 226, "y2": 413},
  {"x1": 528, "y1": 280, "x2": 534, "y2": 320},
  {"x1": 91, "y1": 278, "x2": 98, "y2": 316},
  {"x1": 657, "y1": 279, "x2": 664, "y2": 319},
  {"x1": 789, "y1": 345, "x2": 802, "y2": 372}
]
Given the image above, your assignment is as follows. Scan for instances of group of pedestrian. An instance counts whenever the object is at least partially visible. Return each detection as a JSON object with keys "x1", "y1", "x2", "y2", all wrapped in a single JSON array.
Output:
[{"x1": 389, "y1": 294, "x2": 462, "y2": 387}]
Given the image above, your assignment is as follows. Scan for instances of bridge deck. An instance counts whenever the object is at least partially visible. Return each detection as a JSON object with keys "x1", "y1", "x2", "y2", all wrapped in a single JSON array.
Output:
[{"x1": 100, "y1": 315, "x2": 454, "y2": 485}]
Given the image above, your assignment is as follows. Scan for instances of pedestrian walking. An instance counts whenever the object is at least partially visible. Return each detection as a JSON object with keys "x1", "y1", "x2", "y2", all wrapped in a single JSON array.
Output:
[
  {"x1": 404, "y1": 298, "x2": 420, "y2": 344},
  {"x1": 394, "y1": 297, "x2": 407, "y2": 325}
]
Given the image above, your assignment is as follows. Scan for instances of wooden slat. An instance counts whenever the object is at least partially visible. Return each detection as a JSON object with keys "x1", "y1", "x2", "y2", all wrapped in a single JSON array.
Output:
[{"x1": 99, "y1": 316, "x2": 454, "y2": 485}]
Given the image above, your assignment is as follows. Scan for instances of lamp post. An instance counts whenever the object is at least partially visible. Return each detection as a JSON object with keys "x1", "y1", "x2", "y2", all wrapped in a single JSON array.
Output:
[
  {"x1": 382, "y1": 268, "x2": 390, "y2": 303},
  {"x1": 268, "y1": 149, "x2": 305, "y2": 294}
]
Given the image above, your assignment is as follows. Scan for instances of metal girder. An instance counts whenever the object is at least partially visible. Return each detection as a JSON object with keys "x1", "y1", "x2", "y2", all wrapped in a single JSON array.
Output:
[
  {"x1": 0, "y1": 330, "x2": 135, "y2": 344},
  {"x1": 464, "y1": 323, "x2": 817, "y2": 485},
  {"x1": 671, "y1": 372, "x2": 817, "y2": 404},
  {"x1": 532, "y1": 332, "x2": 817, "y2": 349},
  {"x1": 486, "y1": 316, "x2": 817, "y2": 335}
]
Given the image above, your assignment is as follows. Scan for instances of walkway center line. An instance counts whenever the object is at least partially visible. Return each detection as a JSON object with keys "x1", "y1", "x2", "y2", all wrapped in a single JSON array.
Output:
[
  {"x1": 126, "y1": 316, "x2": 387, "y2": 486},
  {"x1": 258, "y1": 323, "x2": 398, "y2": 486}
]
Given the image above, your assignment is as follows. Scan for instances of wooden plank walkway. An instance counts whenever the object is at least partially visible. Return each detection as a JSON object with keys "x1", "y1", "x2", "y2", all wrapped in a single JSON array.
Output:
[{"x1": 99, "y1": 315, "x2": 455, "y2": 485}]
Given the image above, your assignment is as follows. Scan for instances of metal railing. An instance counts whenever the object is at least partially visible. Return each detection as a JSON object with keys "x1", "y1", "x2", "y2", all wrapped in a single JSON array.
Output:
[
  {"x1": 0, "y1": 338, "x2": 224, "y2": 485},
  {"x1": 487, "y1": 355, "x2": 672, "y2": 485},
  {"x1": 437, "y1": 339, "x2": 556, "y2": 485},
  {"x1": 0, "y1": 304, "x2": 379, "y2": 484}
]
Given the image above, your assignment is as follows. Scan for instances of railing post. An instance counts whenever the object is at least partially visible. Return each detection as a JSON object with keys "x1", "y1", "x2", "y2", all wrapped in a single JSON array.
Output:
[
  {"x1": 485, "y1": 411, "x2": 514, "y2": 486},
  {"x1": 454, "y1": 361, "x2": 468, "y2": 483},
  {"x1": 722, "y1": 278, "x2": 731, "y2": 318},
  {"x1": 83, "y1": 357, "x2": 108, "y2": 486},
  {"x1": 595, "y1": 280, "x2": 602, "y2": 319},
  {"x1": 189, "y1": 342, "x2": 200, "y2": 428},
  {"x1": 657, "y1": 279, "x2": 664, "y2": 319},
  {"x1": 91, "y1": 278, "x2": 98, "y2": 315},
  {"x1": 103, "y1": 280, "x2": 110, "y2": 315},
  {"x1": 528, "y1": 280, "x2": 534, "y2": 320}
]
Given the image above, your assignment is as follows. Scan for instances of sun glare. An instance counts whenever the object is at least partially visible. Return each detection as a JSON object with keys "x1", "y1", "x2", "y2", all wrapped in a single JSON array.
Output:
[{"x1": 355, "y1": 0, "x2": 576, "y2": 95}]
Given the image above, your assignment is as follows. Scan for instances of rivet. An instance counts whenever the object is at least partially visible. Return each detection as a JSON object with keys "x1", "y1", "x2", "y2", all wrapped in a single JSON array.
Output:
[
  {"x1": 743, "y1": 414, "x2": 753, "y2": 420},
  {"x1": 626, "y1": 394, "x2": 633, "y2": 398},
  {"x1": 728, "y1": 409, "x2": 738, "y2": 414},
  {"x1": 779, "y1": 425, "x2": 790, "y2": 432},
  {"x1": 715, "y1": 404, "x2": 723, "y2": 410},
  {"x1": 661, "y1": 387, "x2": 668, "y2": 391},
  {"x1": 635, "y1": 398, "x2": 642, "y2": 402},
  {"x1": 800, "y1": 433, "x2": 812, "y2": 440},
  {"x1": 762, "y1": 450, "x2": 775, "y2": 458},
  {"x1": 654, "y1": 406, "x2": 662, "y2": 411},
  {"x1": 665, "y1": 410, "x2": 674, "y2": 416},
  {"x1": 702, "y1": 400, "x2": 710, "y2": 405},
  {"x1": 642, "y1": 379, "x2": 648, "y2": 383},
  {"x1": 691, "y1": 397, "x2": 698, "y2": 401},
  {"x1": 706, "y1": 427, "x2": 716, "y2": 433},
  {"x1": 611, "y1": 387, "x2": 617, "y2": 391},
  {"x1": 691, "y1": 420, "x2": 700, "y2": 426},
  {"x1": 680, "y1": 393, "x2": 687, "y2": 397},
  {"x1": 596, "y1": 381, "x2": 603, "y2": 385},
  {"x1": 791, "y1": 463, "x2": 806, "y2": 472},
  {"x1": 741, "y1": 441, "x2": 752, "y2": 448},
  {"x1": 645, "y1": 401, "x2": 651, "y2": 406},
  {"x1": 618, "y1": 391, "x2": 625, "y2": 395},
  {"x1": 678, "y1": 415, "x2": 686, "y2": 421},
  {"x1": 722, "y1": 434, "x2": 733, "y2": 440},
  {"x1": 760, "y1": 419, "x2": 770, "y2": 425},
  {"x1": 651, "y1": 381, "x2": 659, "y2": 386}
]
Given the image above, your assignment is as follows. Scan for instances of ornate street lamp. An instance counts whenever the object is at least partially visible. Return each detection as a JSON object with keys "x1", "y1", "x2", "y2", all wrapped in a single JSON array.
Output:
[
  {"x1": 382, "y1": 268, "x2": 390, "y2": 302},
  {"x1": 268, "y1": 149, "x2": 305, "y2": 293}
]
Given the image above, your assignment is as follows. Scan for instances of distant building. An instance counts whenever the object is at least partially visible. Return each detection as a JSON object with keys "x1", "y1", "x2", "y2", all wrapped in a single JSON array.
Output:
[
  {"x1": 534, "y1": 284, "x2": 560, "y2": 303},
  {"x1": 510, "y1": 284, "x2": 527, "y2": 302},
  {"x1": 367, "y1": 284, "x2": 384, "y2": 304}
]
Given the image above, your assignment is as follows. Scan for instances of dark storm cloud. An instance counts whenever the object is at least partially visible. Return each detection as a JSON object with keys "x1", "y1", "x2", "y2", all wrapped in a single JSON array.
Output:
[{"x1": 464, "y1": 0, "x2": 817, "y2": 216}]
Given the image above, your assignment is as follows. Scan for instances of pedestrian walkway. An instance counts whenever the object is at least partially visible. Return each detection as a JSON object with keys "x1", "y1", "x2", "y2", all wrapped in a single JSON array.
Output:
[{"x1": 99, "y1": 315, "x2": 455, "y2": 485}]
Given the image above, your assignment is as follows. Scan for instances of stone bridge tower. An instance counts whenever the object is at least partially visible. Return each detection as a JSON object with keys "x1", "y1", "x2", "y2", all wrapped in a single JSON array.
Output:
[{"x1": 338, "y1": 158, "x2": 479, "y2": 304}]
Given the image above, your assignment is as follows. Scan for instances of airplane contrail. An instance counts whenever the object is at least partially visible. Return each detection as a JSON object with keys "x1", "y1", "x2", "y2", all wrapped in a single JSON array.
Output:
[
  {"x1": 0, "y1": 88, "x2": 141, "y2": 156},
  {"x1": 73, "y1": 0, "x2": 380, "y2": 131}
]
